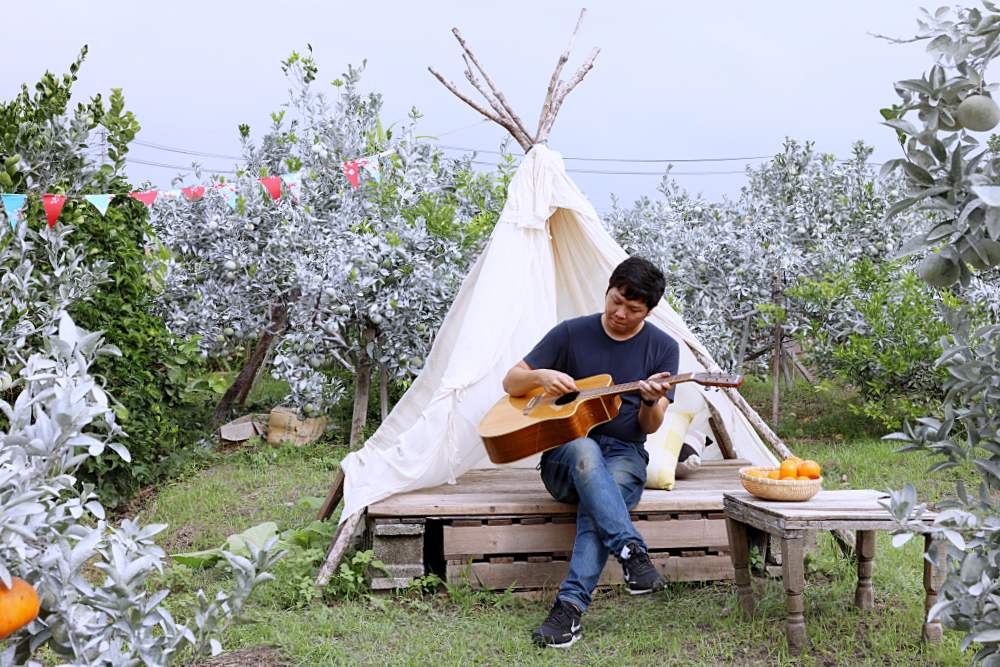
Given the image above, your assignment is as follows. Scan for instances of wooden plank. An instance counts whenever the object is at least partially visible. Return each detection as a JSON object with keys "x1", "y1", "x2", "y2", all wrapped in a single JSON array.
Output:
[
  {"x1": 443, "y1": 517, "x2": 729, "y2": 557},
  {"x1": 447, "y1": 554, "x2": 734, "y2": 590},
  {"x1": 366, "y1": 461, "x2": 750, "y2": 517},
  {"x1": 371, "y1": 490, "x2": 740, "y2": 517}
]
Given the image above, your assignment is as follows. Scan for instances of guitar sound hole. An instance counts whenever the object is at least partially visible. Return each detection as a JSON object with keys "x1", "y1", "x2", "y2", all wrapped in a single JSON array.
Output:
[{"x1": 554, "y1": 391, "x2": 579, "y2": 406}]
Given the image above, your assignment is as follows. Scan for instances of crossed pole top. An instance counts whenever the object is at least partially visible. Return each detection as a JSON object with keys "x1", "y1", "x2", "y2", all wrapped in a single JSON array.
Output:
[{"x1": 429, "y1": 8, "x2": 600, "y2": 151}]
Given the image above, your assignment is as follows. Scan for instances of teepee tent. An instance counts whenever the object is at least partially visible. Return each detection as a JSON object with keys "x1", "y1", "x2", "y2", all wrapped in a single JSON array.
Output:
[{"x1": 317, "y1": 11, "x2": 788, "y2": 586}]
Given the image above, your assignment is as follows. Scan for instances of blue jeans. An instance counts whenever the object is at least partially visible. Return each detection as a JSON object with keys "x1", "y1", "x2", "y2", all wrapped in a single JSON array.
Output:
[{"x1": 539, "y1": 434, "x2": 648, "y2": 612}]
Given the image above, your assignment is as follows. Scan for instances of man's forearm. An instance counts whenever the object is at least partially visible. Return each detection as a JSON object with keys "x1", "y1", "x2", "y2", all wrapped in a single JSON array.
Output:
[
  {"x1": 502, "y1": 366, "x2": 541, "y2": 396},
  {"x1": 638, "y1": 399, "x2": 669, "y2": 434}
]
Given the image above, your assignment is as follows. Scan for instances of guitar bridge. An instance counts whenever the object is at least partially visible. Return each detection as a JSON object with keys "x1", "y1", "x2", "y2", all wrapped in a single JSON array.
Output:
[{"x1": 522, "y1": 394, "x2": 543, "y2": 415}]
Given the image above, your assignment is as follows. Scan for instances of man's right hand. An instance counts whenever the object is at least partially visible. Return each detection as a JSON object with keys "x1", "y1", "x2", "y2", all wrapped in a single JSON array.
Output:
[{"x1": 535, "y1": 369, "x2": 578, "y2": 396}]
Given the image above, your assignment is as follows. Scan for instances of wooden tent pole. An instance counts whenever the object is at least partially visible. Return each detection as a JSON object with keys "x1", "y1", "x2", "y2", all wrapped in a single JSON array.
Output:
[
  {"x1": 685, "y1": 342, "x2": 793, "y2": 460},
  {"x1": 704, "y1": 398, "x2": 737, "y2": 460},
  {"x1": 316, "y1": 468, "x2": 345, "y2": 522},
  {"x1": 315, "y1": 509, "x2": 365, "y2": 588}
]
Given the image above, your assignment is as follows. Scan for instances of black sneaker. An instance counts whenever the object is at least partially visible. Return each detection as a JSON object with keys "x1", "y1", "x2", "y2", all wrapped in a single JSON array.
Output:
[
  {"x1": 532, "y1": 598, "x2": 582, "y2": 648},
  {"x1": 618, "y1": 542, "x2": 665, "y2": 595}
]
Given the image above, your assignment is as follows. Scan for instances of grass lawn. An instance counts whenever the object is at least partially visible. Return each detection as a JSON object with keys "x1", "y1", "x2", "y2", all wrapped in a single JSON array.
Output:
[{"x1": 135, "y1": 381, "x2": 976, "y2": 666}]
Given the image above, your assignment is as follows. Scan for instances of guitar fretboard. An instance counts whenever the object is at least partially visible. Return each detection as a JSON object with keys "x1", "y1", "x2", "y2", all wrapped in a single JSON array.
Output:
[{"x1": 575, "y1": 372, "x2": 695, "y2": 400}]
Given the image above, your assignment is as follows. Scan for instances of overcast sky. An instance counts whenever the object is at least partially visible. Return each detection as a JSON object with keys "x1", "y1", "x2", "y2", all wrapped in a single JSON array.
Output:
[{"x1": 4, "y1": 1, "x2": 944, "y2": 212}]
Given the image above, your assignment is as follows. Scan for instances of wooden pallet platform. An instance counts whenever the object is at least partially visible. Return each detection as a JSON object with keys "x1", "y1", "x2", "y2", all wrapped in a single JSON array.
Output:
[{"x1": 366, "y1": 459, "x2": 748, "y2": 591}]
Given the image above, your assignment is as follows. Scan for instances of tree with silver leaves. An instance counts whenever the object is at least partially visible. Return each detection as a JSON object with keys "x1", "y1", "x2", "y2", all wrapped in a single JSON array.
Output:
[{"x1": 153, "y1": 49, "x2": 506, "y2": 446}]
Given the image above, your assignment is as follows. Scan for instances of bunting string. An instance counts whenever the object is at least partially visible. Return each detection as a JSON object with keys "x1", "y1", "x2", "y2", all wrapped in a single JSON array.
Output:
[{"x1": 0, "y1": 149, "x2": 389, "y2": 230}]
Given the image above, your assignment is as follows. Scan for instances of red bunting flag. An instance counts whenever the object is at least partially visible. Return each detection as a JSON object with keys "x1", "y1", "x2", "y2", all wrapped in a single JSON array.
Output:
[
  {"x1": 258, "y1": 176, "x2": 281, "y2": 201},
  {"x1": 182, "y1": 185, "x2": 205, "y2": 201},
  {"x1": 342, "y1": 160, "x2": 361, "y2": 189},
  {"x1": 130, "y1": 191, "x2": 158, "y2": 207},
  {"x1": 42, "y1": 194, "x2": 66, "y2": 228}
]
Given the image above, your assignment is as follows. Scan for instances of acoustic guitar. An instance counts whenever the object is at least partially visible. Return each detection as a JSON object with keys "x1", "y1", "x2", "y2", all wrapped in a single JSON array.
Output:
[{"x1": 478, "y1": 372, "x2": 744, "y2": 464}]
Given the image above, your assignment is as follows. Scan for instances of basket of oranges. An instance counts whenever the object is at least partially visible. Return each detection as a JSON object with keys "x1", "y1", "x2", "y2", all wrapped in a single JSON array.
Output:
[{"x1": 739, "y1": 457, "x2": 822, "y2": 501}]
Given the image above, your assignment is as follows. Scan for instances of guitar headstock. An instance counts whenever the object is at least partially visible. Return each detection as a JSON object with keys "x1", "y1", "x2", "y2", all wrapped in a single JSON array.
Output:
[{"x1": 692, "y1": 372, "x2": 744, "y2": 388}]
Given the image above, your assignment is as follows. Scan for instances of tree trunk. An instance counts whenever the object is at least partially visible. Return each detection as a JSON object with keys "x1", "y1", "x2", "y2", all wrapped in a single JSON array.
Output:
[
  {"x1": 379, "y1": 363, "x2": 389, "y2": 421},
  {"x1": 211, "y1": 296, "x2": 295, "y2": 430},
  {"x1": 735, "y1": 317, "x2": 751, "y2": 374},
  {"x1": 349, "y1": 326, "x2": 377, "y2": 449},
  {"x1": 770, "y1": 272, "x2": 783, "y2": 430}
]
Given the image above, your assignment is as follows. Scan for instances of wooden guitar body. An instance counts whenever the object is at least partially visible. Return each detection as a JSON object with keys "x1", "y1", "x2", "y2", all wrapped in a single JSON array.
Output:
[{"x1": 478, "y1": 374, "x2": 622, "y2": 464}]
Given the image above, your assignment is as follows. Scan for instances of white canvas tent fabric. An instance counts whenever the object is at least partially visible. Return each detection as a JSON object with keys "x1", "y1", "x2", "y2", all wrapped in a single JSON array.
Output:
[{"x1": 339, "y1": 145, "x2": 777, "y2": 522}]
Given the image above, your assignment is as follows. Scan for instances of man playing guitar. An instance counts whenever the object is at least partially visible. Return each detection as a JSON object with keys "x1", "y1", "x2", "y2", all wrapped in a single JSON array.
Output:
[{"x1": 501, "y1": 256, "x2": 680, "y2": 648}]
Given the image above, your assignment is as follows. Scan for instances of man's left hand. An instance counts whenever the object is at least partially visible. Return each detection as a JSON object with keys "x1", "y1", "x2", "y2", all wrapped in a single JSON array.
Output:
[{"x1": 638, "y1": 371, "x2": 672, "y2": 405}]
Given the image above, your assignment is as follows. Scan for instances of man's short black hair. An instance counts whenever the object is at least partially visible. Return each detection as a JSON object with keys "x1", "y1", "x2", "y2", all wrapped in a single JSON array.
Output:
[{"x1": 607, "y1": 256, "x2": 665, "y2": 310}]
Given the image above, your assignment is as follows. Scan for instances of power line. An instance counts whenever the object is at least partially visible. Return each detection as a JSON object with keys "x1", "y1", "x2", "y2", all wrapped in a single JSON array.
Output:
[
  {"x1": 126, "y1": 157, "x2": 238, "y2": 174},
  {"x1": 132, "y1": 140, "x2": 242, "y2": 160},
  {"x1": 446, "y1": 144, "x2": 774, "y2": 163},
  {"x1": 466, "y1": 159, "x2": 744, "y2": 176},
  {"x1": 132, "y1": 136, "x2": 885, "y2": 172}
]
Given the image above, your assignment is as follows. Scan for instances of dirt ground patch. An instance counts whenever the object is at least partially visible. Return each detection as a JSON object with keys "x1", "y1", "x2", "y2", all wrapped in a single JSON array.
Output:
[{"x1": 198, "y1": 645, "x2": 290, "y2": 667}]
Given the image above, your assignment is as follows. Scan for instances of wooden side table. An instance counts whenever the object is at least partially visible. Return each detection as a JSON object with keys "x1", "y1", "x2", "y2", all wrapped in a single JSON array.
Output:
[{"x1": 723, "y1": 489, "x2": 942, "y2": 655}]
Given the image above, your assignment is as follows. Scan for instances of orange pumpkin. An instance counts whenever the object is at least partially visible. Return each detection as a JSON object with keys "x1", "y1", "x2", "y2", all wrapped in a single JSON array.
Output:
[{"x1": 0, "y1": 577, "x2": 40, "y2": 639}]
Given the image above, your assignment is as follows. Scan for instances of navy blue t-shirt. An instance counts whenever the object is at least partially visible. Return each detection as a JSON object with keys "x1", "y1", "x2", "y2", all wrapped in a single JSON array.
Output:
[{"x1": 522, "y1": 313, "x2": 680, "y2": 444}]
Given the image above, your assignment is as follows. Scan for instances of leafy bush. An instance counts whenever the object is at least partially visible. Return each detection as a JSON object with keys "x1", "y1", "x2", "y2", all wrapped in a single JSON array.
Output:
[
  {"x1": 882, "y1": 5, "x2": 1000, "y2": 663},
  {"x1": 0, "y1": 314, "x2": 283, "y2": 665},
  {"x1": 0, "y1": 47, "x2": 213, "y2": 505},
  {"x1": 790, "y1": 259, "x2": 961, "y2": 428}
]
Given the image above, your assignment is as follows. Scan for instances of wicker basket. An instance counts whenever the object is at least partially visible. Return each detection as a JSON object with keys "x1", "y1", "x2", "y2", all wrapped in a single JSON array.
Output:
[{"x1": 738, "y1": 466, "x2": 822, "y2": 502}]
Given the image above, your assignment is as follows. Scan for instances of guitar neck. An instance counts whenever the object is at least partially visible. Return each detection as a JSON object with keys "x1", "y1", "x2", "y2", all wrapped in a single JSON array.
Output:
[{"x1": 578, "y1": 373, "x2": 696, "y2": 400}]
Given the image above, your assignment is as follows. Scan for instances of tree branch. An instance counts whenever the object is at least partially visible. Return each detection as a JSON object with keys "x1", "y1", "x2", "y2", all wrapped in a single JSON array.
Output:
[
  {"x1": 451, "y1": 27, "x2": 536, "y2": 145},
  {"x1": 539, "y1": 47, "x2": 600, "y2": 143},
  {"x1": 428, "y1": 66, "x2": 529, "y2": 149},
  {"x1": 537, "y1": 8, "x2": 587, "y2": 138},
  {"x1": 461, "y1": 54, "x2": 533, "y2": 149}
]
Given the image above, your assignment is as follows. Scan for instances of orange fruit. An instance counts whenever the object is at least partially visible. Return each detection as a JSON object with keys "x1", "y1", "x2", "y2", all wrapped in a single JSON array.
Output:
[
  {"x1": 797, "y1": 460, "x2": 821, "y2": 480},
  {"x1": 796, "y1": 475, "x2": 811, "y2": 481},
  {"x1": 767, "y1": 470, "x2": 781, "y2": 480},
  {"x1": 0, "y1": 576, "x2": 40, "y2": 639},
  {"x1": 779, "y1": 460, "x2": 799, "y2": 479},
  {"x1": 785, "y1": 456, "x2": 803, "y2": 464}
]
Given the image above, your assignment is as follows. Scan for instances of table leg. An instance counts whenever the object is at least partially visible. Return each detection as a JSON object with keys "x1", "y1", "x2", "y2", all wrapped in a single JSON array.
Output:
[
  {"x1": 725, "y1": 517, "x2": 755, "y2": 615},
  {"x1": 854, "y1": 530, "x2": 875, "y2": 610},
  {"x1": 923, "y1": 534, "x2": 945, "y2": 643},
  {"x1": 782, "y1": 536, "x2": 806, "y2": 655}
]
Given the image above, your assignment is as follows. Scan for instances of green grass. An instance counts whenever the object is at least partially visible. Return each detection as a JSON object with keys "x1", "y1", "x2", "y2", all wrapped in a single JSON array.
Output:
[{"x1": 139, "y1": 428, "x2": 975, "y2": 666}]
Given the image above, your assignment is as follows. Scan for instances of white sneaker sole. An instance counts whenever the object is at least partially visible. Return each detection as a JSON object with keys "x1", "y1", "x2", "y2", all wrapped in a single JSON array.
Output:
[{"x1": 543, "y1": 633, "x2": 581, "y2": 649}]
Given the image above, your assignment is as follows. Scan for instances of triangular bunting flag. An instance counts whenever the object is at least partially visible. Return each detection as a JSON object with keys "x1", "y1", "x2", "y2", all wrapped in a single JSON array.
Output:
[
  {"x1": 84, "y1": 194, "x2": 113, "y2": 216},
  {"x1": 342, "y1": 160, "x2": 361, "y2": 189},
  {"x1": 214, "y1": 183, "x2": 237, "y2": 209},
  {"x1": 361, "y1": 157, "x2": 381, "y2": 183},
  {"x1": 182, "y1": 185, "x2": 205, "y2": 201},
  {"x1": 130, "y1": 191, "x2": 158, "y2": 207},
  {"x1": 259, "y1": 176, "x2": 281, "y2": 201},
  {"x1": 2, "y1": 193, "x2": 27, "y2": 230},
  {"x1": 42, "y1": 194, "x2": 66, "y2": 228},
  {"x1": 281, "y1": 172, "x2": 302, "y2": 201}
]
